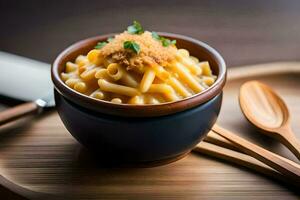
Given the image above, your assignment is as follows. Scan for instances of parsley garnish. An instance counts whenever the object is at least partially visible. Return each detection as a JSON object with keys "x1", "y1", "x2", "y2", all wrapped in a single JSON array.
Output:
[
  {"x1": 123, "y1": 41, "x2": 140, "y2": 54},
  {"x1": 151, "y1": 31, "x2": 160, "y2": 40},
  {"x1": 107, "y1": 37, "x2": 114, "y2": 42},
  {"x1": 162, "y1": 38, "x2": 176, "y2": 47},
  {"x1": 127, "y1": 21, "x2": 144, "y2": 35},
  {"x1": 94, "y1": 37, "x2": 114, "y2": 49},
  {"x1": 94, "y1": 41, "x2": 107, "y2": 49},
  {"x1": 151, "y1": 31, "x2": 176, "y2": 47}
]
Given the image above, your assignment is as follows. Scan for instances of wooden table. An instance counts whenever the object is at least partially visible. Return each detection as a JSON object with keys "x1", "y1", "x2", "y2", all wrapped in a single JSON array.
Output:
[{"x1": 1, "y1": 1, "x2": 300, "y2": 199}]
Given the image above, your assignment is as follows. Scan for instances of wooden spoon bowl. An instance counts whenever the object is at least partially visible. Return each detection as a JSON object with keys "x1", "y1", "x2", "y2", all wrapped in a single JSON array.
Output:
[{"x1": 239, "y1": 80, "x2": 300, "y2": 160}]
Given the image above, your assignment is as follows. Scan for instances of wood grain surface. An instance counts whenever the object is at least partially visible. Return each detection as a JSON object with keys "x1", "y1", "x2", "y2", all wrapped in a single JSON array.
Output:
[{"x1": 0, "y1": 62, "x2": 300, "y2": 199}]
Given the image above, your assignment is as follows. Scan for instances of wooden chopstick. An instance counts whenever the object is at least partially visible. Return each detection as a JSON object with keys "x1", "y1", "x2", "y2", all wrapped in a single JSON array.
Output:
[
  {"x1": 193, "y1": 141, "x2": 285, "y2": 183},
  {"x1": 204, "y1": 131, "x2": 241, "y2": 152},
  {"x1": 195, "y1": 130, "x2": 300, "y2": 186},
  {"x1": 211, "y1": 124, "x2": 300, "y2": 184}
]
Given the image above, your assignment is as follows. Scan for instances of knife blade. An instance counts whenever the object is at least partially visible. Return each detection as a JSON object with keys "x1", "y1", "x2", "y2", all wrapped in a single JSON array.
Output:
[{"x1": 0, "y1": 51, "x2": 55, "y2": 126}]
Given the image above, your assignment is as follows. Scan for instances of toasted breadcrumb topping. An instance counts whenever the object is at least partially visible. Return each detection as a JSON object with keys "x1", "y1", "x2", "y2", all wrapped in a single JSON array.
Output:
[{"x1": 99, "y1": 31, "x2": 176, "y2": 71}]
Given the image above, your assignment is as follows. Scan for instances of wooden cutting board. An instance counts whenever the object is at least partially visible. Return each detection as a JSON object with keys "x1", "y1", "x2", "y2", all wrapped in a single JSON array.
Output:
[{"x1": 0, "y1": 62, "x2": 300, "y2": 200}]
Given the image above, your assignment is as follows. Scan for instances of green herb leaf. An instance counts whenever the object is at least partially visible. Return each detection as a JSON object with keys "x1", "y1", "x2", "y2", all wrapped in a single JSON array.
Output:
[
  {"x1": 160, "y1": 39, "x2": 171, "y2": 47},
  {"x1": 151, "y1": 32, "x2": 176, "y2": 47},
  {"x1": 161, "y1": 38, "x2": 177, "y2": 47},
  {"x1": 107, "y1": 37, "x2": 114, "y2": 42},
  {"x1": 95, "y1": 41, "x2": 107, "y2": 49},
  {"x1": 127, "y1": 26, "x2": 137, "y2": 34},
  {"x1": 151, "y1": 31, "x2": 160, "y2": 40},
  {"x1": 127, "y1": 21, "x2": 144, "y2": 34},
  {"x1": 161, "y1": 38, "x2": 170, "y2": 47},
  {"x1": 123, "y1": 41, "x2": 140, "y2": 54}
]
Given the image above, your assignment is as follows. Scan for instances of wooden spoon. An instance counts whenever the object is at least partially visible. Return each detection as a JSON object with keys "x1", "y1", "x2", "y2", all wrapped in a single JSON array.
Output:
[{"x1": 239, "y1": 80, "x2": 300, "y2": 160}]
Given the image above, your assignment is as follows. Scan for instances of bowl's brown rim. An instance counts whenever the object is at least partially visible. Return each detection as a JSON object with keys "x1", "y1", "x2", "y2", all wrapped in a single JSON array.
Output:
[{"x1": 51, "y1": 32, "x2": 226, "y2": 117}]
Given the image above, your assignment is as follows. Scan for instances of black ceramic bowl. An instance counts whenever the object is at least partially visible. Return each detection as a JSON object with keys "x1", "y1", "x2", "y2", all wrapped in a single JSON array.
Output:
[{"x1": 52, "y1": 33, "x2": 226, "y2": 165}]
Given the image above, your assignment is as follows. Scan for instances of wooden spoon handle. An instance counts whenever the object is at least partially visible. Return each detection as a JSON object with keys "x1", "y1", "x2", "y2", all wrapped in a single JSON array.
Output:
[
  {"x1": 0, "y1": 102, "x2": 39, "y2": 126},
  {"x1": 193, "y1": 142, "x2": 289, "y2": 184},
  {"x1": 279, "y1": 127, "x2": 300, "y2": 160},
  {"x1": 212, "y1": 124, "x2": 300, "y2": 183}
]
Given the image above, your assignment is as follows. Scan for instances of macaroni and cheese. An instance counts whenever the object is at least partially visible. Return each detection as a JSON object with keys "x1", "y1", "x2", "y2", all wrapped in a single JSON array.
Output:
[{"x1": 61, "y1": 21, "x2": 216, "y2": 104}]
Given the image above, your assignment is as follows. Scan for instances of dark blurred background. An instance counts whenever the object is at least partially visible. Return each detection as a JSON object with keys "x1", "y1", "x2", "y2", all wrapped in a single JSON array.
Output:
[{"x1": 0, "y1": 0, "x2": 300, "y2": 67}]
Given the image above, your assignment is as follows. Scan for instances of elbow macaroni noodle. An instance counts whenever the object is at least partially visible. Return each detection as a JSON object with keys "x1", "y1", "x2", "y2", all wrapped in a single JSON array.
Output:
[{"x1": 61, "y1": 47, "x2": 216, "y2": 105}]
